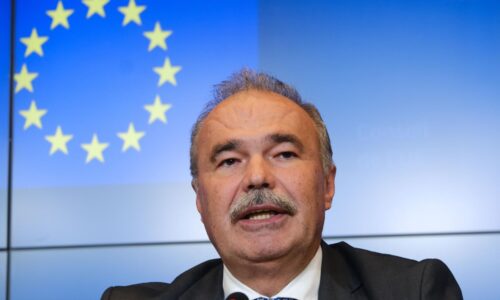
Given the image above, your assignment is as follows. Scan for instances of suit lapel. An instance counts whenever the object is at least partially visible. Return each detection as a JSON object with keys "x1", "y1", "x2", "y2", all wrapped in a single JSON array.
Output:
[
  {"x1": 156, "y1": 259, "x2": 224, "y2": 300},
  {"x1": 319, "y1": 241, "x2": 365, "y2": 299},
  {"x1": 179, "y1": 264, "x2": 224, "y2": 300}
]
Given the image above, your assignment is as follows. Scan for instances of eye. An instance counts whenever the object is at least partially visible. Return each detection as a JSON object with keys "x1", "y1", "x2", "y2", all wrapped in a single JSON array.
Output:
[
  {"x1": 277, "y1": 151, "x2": 297, "y2": 159},
  {"x1": 219, "y1": 158, "x2": 239, "y2": 168}
]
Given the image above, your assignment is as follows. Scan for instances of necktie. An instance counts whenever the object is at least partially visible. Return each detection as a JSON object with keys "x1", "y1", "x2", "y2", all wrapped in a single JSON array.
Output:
[
  {"x1": 226, "y1": 292, "x2": 298, "y2": 300},
  {"x1": 253, "y1": 298, "x2": 298, "y2": 300}
]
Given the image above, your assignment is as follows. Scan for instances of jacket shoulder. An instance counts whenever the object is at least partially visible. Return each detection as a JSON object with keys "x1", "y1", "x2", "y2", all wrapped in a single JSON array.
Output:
[
  {"x1": 100, "y1": 258, "x2": 223, "y2": 300},
  {"x1": 325, "y1": 242, "x2": 463, "y2": 299},
  {"x1": 101, "y1": 282, "x2": 170, "y2": 300},
  {"x1": 167, "y1": 258, "x2": 223, "y2": 298},
  {"x1": 330, "y1": 241, "x2": 420, "y2": 274}
]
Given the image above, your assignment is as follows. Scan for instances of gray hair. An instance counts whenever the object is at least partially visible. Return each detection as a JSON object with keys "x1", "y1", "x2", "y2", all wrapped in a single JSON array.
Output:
[{"x1": 190, "y1": 68, "x2": 333, "y2": 178}]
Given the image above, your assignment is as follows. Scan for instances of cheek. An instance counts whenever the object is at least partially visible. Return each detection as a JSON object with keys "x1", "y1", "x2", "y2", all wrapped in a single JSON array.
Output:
[
  {"x1": 281, "y1": 167, "x2": 326, "y2": 211},
  {"x1": 197, "y1": 185, "x2": 216, "y2": 220},
  {"x1": 284, "y1": 167, "x2": 317, "y2": 194},
  {"x1": 199, "y1": 179, "x2": 236, "y2": 219}
]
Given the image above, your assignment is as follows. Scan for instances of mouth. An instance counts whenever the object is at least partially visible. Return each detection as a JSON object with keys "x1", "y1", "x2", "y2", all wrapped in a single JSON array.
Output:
[
  {"x1": 244, "y1": 210, "x2": 279, "y2": 220},
  {"x1": 235, "y1": 206, "x2": 291, "y2": 231},
  {"x1": 229, "y1": 189, "x2": 297, "y2": 224},
  {"x1": 236, "y1": 205, "x2": 290, "y2": 223}
]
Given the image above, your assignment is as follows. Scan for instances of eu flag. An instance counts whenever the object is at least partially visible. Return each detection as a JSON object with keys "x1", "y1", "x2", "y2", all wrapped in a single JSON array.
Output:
[{"x1": 12, "y1": 0, "x2": 258, "y2": 247}]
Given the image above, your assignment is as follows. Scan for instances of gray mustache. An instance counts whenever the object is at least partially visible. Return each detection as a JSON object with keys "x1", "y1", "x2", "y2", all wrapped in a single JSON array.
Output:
[{"x1": 229, "y1": 189, "x2": 297, "y2": 222}]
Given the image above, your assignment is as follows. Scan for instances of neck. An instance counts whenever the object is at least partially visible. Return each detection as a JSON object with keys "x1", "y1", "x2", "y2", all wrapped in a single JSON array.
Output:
[{"x1": 225, "y1": 242, "x2": 321, "y2": 296}]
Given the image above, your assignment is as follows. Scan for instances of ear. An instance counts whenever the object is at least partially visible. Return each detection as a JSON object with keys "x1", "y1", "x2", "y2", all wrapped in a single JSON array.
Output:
[
  {"x1": 324, "y1": 165, "x2": 336, "y2": 210},
  {"x1": 191, "y1": 178, "x2": 198, "y2": 193},
  {"x1": 196, "y1": 195, "x2": 203, "y2": 216},
  {"x1": 192, "y1": 179, "x2": 203, "y2": 215}
]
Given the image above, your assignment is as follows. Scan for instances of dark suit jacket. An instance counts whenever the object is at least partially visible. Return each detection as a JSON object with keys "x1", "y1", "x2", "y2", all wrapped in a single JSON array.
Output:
[{"x1": 101, "y1": 241, "x2": 463, "y2": 300}]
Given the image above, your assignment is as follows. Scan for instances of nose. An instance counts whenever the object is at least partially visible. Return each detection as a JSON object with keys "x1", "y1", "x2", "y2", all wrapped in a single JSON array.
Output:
[{"x1": 243, "y1": 156, "x2": 275, "y2": 192}]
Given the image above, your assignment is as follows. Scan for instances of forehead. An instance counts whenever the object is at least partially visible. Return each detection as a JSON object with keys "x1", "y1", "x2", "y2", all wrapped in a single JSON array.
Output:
[{"x1": 197, "y1": 90, "x2": 318, "y2": 147}]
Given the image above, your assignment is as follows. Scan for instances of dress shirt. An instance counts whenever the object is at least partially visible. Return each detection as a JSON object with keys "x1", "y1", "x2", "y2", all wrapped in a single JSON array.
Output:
[{"x1": 223, "y1": 246, "x2": 322, "y2": 300}]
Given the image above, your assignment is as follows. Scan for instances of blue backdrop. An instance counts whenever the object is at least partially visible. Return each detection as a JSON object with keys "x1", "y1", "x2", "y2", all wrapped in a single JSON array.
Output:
[{"x1": 1, "y1": 0, "x2": 499, "y2": 299}]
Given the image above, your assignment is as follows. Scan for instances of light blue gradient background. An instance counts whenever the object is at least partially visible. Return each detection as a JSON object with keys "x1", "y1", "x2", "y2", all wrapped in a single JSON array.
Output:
[
  {"x1": 259, "y1": 0, "x2": 500, "y2": 236},
  {"x1": 10, "y1": 244, "x2": 219, "y2": 300},
  {"x1": 0, "y1": 252, "x2": 6, "y2": 299},
  {"x1": 3, "y1": 0, "x2": 500, "y2": 299}
]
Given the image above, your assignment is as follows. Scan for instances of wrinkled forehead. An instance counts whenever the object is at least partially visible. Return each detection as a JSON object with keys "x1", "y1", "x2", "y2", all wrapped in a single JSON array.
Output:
[
  {"x1": 207, "y1": 90, "x2": 311, "y2": 128},
  {"x1": 196, "y1": 90, "x2": 319, "y2": 148}
]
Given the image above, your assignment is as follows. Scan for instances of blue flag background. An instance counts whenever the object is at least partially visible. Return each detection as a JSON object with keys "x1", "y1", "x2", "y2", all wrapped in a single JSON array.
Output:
[
  {"x1": 1, "y1": 0, "x2": 500, "y2": 299},
  {"x1": 11, "y1": 0, "x2": 258, "y2": 247},
  {"x1": 13, "y1": 0, "x2": 258, "y2": 186}
]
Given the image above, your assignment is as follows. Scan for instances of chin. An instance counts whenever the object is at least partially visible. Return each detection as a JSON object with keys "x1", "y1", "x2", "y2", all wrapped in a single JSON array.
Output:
[{"x1": 241, "y1": 243, "x2": 292, "y2": 263}]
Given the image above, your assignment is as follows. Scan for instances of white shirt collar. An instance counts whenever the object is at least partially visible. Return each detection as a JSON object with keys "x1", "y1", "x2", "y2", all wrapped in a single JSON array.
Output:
[{"x1": 223, "y1": 246, "x2": 322, "y2": 300}]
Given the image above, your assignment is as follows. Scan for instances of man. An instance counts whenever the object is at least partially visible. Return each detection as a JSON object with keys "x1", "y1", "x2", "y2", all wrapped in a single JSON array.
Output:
[{"x1": 102, "y1": 69, "x2": 462, "y2": 300}]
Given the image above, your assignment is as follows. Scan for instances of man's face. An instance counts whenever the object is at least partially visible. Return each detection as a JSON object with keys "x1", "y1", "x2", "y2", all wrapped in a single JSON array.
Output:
[{"x1": 193, "y1": 90, "x2": 335, "y2": 267}]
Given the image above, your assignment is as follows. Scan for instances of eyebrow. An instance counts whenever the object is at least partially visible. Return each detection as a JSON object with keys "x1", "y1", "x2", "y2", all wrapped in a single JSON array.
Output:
[
  {"x1": 210, "y1": 139, "x2": 241, "y2": 163},
  {"x1": 267, "y1": 133, "x2": 304, "y2": 152}
]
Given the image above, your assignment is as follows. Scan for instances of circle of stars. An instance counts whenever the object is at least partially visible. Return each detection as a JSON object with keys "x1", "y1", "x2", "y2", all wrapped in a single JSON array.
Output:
[{"x1": 14, "y1": 0, "x2": 182, "y2": 164}]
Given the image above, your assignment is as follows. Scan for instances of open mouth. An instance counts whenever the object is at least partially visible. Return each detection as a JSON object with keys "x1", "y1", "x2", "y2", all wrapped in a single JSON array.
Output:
[
  {"x1": 244, "y1": 210, "x2": 279, "y2": 220},
  {"x1": 230, "y1": 190, "x2": 298, "y2": 223}
]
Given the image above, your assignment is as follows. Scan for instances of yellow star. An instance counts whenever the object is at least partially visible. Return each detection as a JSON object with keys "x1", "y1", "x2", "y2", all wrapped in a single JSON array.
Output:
[
  {"x1": 20, "y1": 28, "x2": 49, "y2": 57},
  {"x1": 14, "y1": 64, "x2": 38, "y2": 93},
  {"x1": 117, "y1": 123, "x2": 145, "y2": 152},
  {"x1": 46, "y1": 1, "x2": 74, "y2": 29},
  {"x1": 81, "y1": 134, "x2": 109, "y2": 163},
  {"x1": 19, "y1": 100, "x2": 47, "y2": 130},
  {"x1": 144, "y1": 95, "x2": 172, "y2": 124},
  {"x1": 143, "y1": 22, "x2": 172, "y2": 51},
  {"x1": 82, "y1": 0, "x2": 110, "y2": 18},
  {"x1": 45, "y1": 126, "x2": 73, "y2": 155},
  {"x1": 118, "y1": 0, "x2": 146, "y2": 26},
  {"x1": 153, "y1": 58, "x2": 181, "y2": 86}
]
